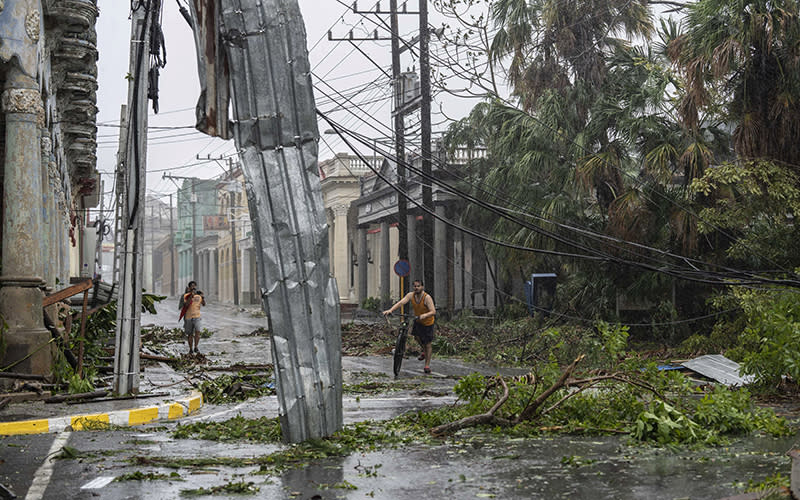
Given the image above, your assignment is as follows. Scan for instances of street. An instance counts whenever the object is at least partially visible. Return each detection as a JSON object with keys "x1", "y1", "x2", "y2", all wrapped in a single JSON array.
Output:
[{"x1": 0, "y1": 300, "x2": 796, "y2": 499}]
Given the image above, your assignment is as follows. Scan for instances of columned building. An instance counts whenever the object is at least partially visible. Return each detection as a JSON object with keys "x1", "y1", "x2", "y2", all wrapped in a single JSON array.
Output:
[
  {"x1": 319, "y1": 153, "x2": 373, "y2": 305},
  {"x1": 0, "y1": 1, "x2": 102, "y2": 376},
  {"x1": 216, "y1": 164, "x2": 258, "y2": 306},
  {"x1": 353, "y1": 143, "x2": 497, "y2": 317},
  {"x1": 175, "y1": 178, "x2": 218, "y2": 292}
]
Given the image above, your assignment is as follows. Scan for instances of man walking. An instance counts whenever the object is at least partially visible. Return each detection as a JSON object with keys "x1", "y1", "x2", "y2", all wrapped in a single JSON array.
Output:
[
  {"x1": 383, "y1": 280, "x2": 436, "y2": 374},
  {"x1": 181, "y1": 281, "x2": 206, "y2": 354}
]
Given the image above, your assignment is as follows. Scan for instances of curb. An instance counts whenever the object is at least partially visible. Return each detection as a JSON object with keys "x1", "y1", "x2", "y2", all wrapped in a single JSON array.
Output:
[{"x1": 0, "y1": 391, "x2": 204, "y2": 436}]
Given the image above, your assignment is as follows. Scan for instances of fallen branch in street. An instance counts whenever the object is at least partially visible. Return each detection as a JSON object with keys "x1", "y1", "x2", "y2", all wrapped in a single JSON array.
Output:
[
  {"x1": 430, "y1": 376, "x2": 512, "y2": 437},
  {"x1": 203, "y1": 364, "x2": 273, "y2": 372},
  {"x1": 44, "y1": 389, "x2": 109, "y2": 404},
  {"x1": 537, "y1": 425, "x2": 628, "y2": 434},
  {"x1": 515, "y1": 354, "x2": 585, "y2": 423},
  {"x1": 140, "y1": 353, "x2": 178, "y2": 363},
  {"x1": 0, "y1": 372, "x2": 49, "y2": 381}
]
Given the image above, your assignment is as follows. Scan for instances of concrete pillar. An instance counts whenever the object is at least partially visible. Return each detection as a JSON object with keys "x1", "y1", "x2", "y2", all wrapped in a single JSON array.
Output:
[
  {"x1": 40, "y1": 132, "x2": 51, "y2": 289},
  {"x1": 331, "y1": 204, "x2": 349, "y2": 302},
  {"x1": 433, "y1": 205, "x2": 447, "y2": 312},
  {"x1": 453, "y1": 232, "x2": 463, "y2": 311},
  {"x1": 380, "y1": 221, "x2": 390, "y2": 307},
  {"x1": 0, "y1": 66, "x2": 51, "y2": 375},
  {"x1": 326, "y1": 208, "x2": 334, "y2": 272},
  {"x1": 209, "y1": 249, "x2": 218, "y2": 301},
  {"x1": 202, "y1": 251, "x2": 209, "y2": 294},
  {"x1": 358, "y1": 227, "x2": 367, "y2": 307},
  {"x1": 241, "y1": 246, "x2": 251, "y2": 304},
  {"x1": 486, "y1": 258, "x2": 496, "y2": 311},
  {"x1": 407, "y1": 214, "x2": 417, "y2": 281},
  {"x1": 464, "y1": 234, "x2": 473, "y2": 311}
]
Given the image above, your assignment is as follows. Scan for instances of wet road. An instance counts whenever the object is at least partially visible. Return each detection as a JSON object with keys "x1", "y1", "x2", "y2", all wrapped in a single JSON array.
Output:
[{"x1": 1, "y1": 298, "x2": 797, "y2": 499}]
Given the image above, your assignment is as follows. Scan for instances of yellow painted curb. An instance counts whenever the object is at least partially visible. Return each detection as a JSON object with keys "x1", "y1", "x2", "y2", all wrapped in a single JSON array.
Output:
[{"x1": 0, "y1": 391, "x2": 204, "y2": 436}]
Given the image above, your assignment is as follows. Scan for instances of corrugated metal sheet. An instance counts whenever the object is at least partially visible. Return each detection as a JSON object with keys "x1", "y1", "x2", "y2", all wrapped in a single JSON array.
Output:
[
  {"x1": 189, "y1": 0, "x2": 232, "y2": 139},
  {"x1": 189, "y1": 0, "x2": 342, "y2": 443},
  {"x1": 681, "y1": 354, "x2": 754, "y2": 387}
]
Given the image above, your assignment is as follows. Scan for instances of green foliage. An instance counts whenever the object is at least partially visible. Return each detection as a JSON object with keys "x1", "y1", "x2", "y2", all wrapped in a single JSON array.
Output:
[
  {"x1": 361, "y1": 296, "x2": 381, "y2": 312},
  {"x1": 173, "y1": 415, "x2": 281, "y2": 442},
  {"x1": 180, "y1": 480, "x2": 259, "y2": 496},
  {"x1": 115, "y1": 471, "x2": 180, "y2": 482},
  {"x1": 729, "y1": 287, "x2": 800, "y2": 386},
  {"x1": 691, "y1": 160, "x2": 800, "y2": 269},
  {"x1": 141, "y1": 293, "x2": 166, "y2": 315},
  {"x1": 631, "y1": 385, "x2": 790, "y2": 446},
  {"x1": 596, "y1": 320, "x2": 629, "y2": 359},
  {"x1": 743, "y1": 473, "x2": 791, "y2": 493},
  {"x1": 631, "y1": 400, "x2": 705, "y2": 445},
  {"x1": 693, "y1": 387, "x2": 790, "y2": 437},
  {"x1": 67, "y1": 373, "x2": 95, "y2": 394},
  {"x1": 453, "y1": 372, "x2": 487, "y2": 404},
  {"x1": 197, "y1": 372, "x2": 275, "y2": 404}
]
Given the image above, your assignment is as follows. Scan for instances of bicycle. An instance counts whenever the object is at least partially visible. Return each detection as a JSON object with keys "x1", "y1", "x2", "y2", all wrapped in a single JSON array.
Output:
[{"x1": 385, "y1": 313, "x2": 415, "y2": 378}]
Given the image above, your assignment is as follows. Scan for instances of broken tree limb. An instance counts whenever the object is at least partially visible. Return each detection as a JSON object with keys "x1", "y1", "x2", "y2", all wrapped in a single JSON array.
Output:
[
  {"x1": 140, "y1": 353, "x2": 177, "y2": 363},
  {"x1": 44, "y1": 390, "x2": 109, "y2": 404},
  {"x1": 0, "y1": 372, "x2": 48, "y2": 381},
  {"x1": 538, "y1": 425, "x2": 628, "y2": 434},
  {"x1": 430, "y1": 377, "x2": 512, "y2": 437},
  {"x1": 516, "y1": 354, "x2": 585, "y2": 423}
]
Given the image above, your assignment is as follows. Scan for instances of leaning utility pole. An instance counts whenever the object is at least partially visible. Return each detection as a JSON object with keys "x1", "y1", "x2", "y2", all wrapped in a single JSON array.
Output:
[{"x1": 114, "y1": 1, "x2": 154, "y2": 395}]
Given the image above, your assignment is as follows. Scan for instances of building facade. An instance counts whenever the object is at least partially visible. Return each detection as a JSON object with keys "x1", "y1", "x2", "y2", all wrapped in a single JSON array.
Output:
[{"x1": 0, "y1": 0, "x2": 102, "y2": 375}]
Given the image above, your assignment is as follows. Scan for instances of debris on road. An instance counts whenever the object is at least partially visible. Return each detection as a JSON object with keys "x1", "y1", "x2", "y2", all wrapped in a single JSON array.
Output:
[{"x1": 680, "y1": 354, "x2": 755, "y2": 387}]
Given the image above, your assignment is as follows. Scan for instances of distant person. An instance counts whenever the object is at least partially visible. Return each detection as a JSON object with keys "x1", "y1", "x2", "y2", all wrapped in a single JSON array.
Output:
[
  {"x1": 179, "y1": 281, "x2": 197, "y2": 311},
  {"x1": 382, "y1": 279, "x2": 436, "y2": 374},
  {"x1": 182, "y1": 285, "x2": 205, "y2": 354}
]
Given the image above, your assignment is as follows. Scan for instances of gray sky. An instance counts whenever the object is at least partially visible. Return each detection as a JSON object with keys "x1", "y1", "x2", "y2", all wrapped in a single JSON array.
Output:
[{"x1": 94, "y1": 1, "x2": 478, "y2": 204}]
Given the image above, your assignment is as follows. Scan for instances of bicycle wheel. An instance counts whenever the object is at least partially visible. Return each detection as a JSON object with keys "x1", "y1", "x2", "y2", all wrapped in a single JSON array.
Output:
[{"x1": 393, "y1": 328, "x2": 407, "y2": 378}]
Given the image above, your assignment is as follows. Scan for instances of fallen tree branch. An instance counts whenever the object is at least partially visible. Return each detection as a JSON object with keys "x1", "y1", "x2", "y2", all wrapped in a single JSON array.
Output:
[
  {"x1": 515, "y1": 354, "x2": 585, "y2": 423},
  {"x1": 44, "y1": 390, "x2": 109, "y2": 404},
  {"x1": 140, "y1": 353, "x2": 178, "y2": 363},
  {"x1": 538, "y1": 425, "x2": 628, "y2": 434},
  {"x1": 0, "y1": 372, "x2": 49, "y2": 381},
  {"x1": 566, "y1": 373, "x2": 672, "y2": 405},
  {"x1": 430, "y1": 377, "x2": 512, "y2": 437},
  {"x1": 541, "y1": 379, "x2": 607, "y2": 416}
]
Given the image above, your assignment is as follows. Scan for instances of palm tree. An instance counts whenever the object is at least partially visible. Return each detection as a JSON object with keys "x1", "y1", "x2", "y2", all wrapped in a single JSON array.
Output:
[{"x1": 669, "y1": 0, "x2": 800, "y2": 166}]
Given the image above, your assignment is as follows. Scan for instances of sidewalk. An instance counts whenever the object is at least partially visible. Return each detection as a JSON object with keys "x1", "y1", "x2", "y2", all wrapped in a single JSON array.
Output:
[{"x1": 0, "y1": 360, "x2": 203, "y2": 436}]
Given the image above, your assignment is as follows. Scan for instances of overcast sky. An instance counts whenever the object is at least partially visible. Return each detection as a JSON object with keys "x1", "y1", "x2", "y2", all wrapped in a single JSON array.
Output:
[{"x1": 94, "y1": 1, "x2": 477, "y2": 207}]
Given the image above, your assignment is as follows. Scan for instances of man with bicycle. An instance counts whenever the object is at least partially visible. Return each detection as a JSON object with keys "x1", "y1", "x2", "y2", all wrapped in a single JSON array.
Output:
[{"x1": 383, "y1": 280, "x2": 436, "y2": 374}]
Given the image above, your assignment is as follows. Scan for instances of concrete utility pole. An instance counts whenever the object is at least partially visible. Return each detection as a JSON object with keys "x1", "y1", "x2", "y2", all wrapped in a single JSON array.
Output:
[
  {"x1": 419, "y1": 0, "x2": 435, "y2": 297},
  {"x1": 330, "y1": 1, "x2": 419, "y2": 302},
  {"x1": 391, "y1": 0, "x2": 408, "y2": 287},
  {"x1": 228, "y1": 160, "x2": 240, "y2": 306},
  {"x1": 169, "y1": 193, "x2": 175, "y2": 296},
  {"x1": 114, "y1": 0, "x2": 155, "y2": 395}
]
